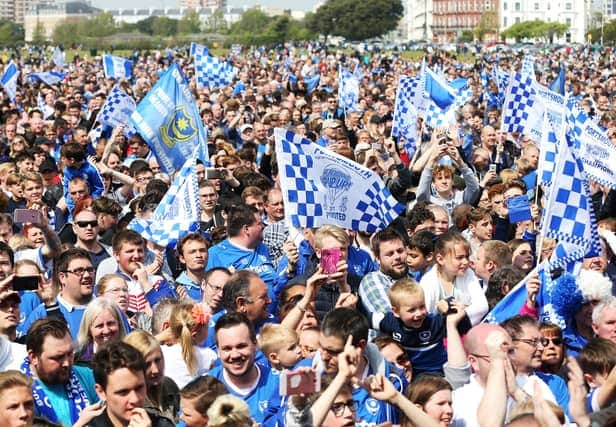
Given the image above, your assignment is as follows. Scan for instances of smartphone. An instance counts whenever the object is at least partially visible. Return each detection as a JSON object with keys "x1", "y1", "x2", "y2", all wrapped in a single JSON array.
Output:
[
  {"x1": 279, "y1": 370, "x2": 321, "y2": 396},
  {"x1": 489, "y1": 164, "x2": 497, "y2": 173},
  {"x1": 205, "y1": 168, "x2": 223, "y2": 180},
  {"x1": 320, "y1": 248, "x2": 341, "y2": 274},
  {"x1": 371, "y1": 143, "x2": 382, "y2": 151},
  {"x1": 444, "y1": 296, "x2": 457, "y2": 315},
  {"x1": 13, "y1": 209, "x2": 42, "y2": 225},
  {"x1": 12, "y1": 275, "x2": 39, "y2": 291}
]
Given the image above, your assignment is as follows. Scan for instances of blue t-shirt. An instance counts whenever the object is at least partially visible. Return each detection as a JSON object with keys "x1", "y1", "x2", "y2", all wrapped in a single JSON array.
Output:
[
  {"x1": 175, "y1": 271, "x2": 202, "y2": 302},
  {"x1": 34, "y1": 365, "x2": 98, "y2": 425},
  {"x1": 208, "y1": 362, "x2": 281, "y2": 425},
  {"x1": 19, "y1": 299, "x2": 85, "y2": 341},
  {"x1": 374, "y1": 312, "x2": 446, "y2": 374},
  {"x1": 207, "y1": 239, "x2": 277, "y2": 309}
]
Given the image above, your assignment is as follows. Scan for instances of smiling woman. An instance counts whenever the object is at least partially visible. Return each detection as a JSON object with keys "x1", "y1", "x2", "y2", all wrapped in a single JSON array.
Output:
[{"x1": 75, "y1": 297, "x2": 127, "y2": 368}]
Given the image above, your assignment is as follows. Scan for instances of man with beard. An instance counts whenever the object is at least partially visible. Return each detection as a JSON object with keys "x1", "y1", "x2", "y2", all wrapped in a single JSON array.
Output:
[
  {"x1": 207, "y1": 312, "x2": 280, "y2": 425},
  {"x1": 20, "y1": 248, "x2": 95, "y2": 340},
  {"x1": 359, "y1": 228, "x2": 410, "y2": 315},
  {"x1": 21, "y1": 318, "x2": 98, "y2": 426}
]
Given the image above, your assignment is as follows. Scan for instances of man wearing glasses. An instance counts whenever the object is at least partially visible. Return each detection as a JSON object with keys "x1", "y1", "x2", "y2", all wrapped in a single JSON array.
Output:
[
  {"x1": 500, "y1": 315, "x2": 569, "y2": 416},
  {"x1": 72, "y1": 209, "x2": 110, "y2": 271},
  {"x1": 20, "y1": 248, "x2": 95, "y2": 340}
]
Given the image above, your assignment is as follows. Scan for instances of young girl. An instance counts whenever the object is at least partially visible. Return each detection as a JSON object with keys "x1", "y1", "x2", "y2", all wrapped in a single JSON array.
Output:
[
  {"x1": 419, "y1": 231, "x2": 488, "y2": 325},
  {"x1": 403, "y1": 376, "x2": 454, "y2": 427},
  {"x1": 161, "y1": 302, "x2": 218, "y2": 388}
]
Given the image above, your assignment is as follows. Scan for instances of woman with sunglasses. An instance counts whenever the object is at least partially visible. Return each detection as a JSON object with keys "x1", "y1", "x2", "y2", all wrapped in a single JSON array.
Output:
[{"x1": 539, "y1": 322, "x2": 567, "y2": 379}]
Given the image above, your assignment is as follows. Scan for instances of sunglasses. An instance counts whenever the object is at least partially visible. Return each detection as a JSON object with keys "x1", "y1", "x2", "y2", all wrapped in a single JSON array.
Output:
[
  {"x1": 542, "y1": 337, "x2": 563, "y2": 346},
  {"x1": 75, "y1": 220, "x2": 98, "y2": 228}
]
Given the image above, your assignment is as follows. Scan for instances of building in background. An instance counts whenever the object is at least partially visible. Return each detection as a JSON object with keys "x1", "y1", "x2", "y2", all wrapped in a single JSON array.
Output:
[
  {"x1": 179, "y1": 0, "x2": 225, "y2": 8},
  {"x1": 24, "y1": 1, "x2": 97, "y2": 40},
  {"x1": 432, "y1": 0, "x2": 499, "y2": 42},
  {"x1": 405, "y1": 0, "x2": 433, "y2": 41},
  {"x1": 499, "y1": 0, "x2": 587, "y2": 43}
]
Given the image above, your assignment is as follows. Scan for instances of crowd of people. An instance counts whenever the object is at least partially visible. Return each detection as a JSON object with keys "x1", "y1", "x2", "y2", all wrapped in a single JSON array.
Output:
[{"x1": 0, "y1": 41, "x2": 614, "y2": 427}]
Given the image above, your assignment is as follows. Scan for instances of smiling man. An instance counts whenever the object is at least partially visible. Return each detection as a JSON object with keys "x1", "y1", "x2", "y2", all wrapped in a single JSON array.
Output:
[
  {"x1": 20, "y1": 248, "x2": 94, "y2": 340},
  {"x1": 208, "y1": 312, "x2": 280, "y2": 425},
  {"x1": 91, "y1": 341, "x2": 174, "y2": 427}
]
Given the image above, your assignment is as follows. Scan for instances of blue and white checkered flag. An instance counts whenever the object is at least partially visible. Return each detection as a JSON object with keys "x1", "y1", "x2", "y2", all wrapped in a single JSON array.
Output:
[
  {"x1": 521, "y1": 55, "x2": 535, "y2": 80},
  {"x1": 128, "y1": 158, "x2": 200, "y2": 248},
  {"x1": 194, "y1": 55, "x2": 235, "y2": 89},
  {"x1": 501, "y1": 73, "x2": 544, "y2": 141},
  {"x1": 540, "y1": 126, "x2": 602, "y2": 269},
  {"x1": 275, "y1": 128, "x2": 404, "y2": 232},
  {"x1": 190, "y1": 42, "x2": 209, "y2": 62},
  {"x1": 103, "y1": 55, "x2": 132, "y2": 80},
  {"x1": 538, "y1": 114, "x2": 560, "y2": 194},
  {"x1": 392, "y1": 76, "x2": 419, "y2": 159},
  {"x1": 95, "y1": 86, "x2": 137, "y2": 137},
  {"x1": 565, "y1": 97, "x2": 616, "y2": 189},
  {"x1": 338, "y1": 66, "x2": 359, "y2": 111},
  {"x1": 1, "y1": 62, "x2": 19, "y2": 102},
  {"x1": 51, "y1": 47, "x2": 65, "y2": 69},
  {"x1": 131, "y1": 62, "x2": 209, "y2": 175},
  {"x1": 28, "y1": 71, "x2": 64, "y2": 86}
]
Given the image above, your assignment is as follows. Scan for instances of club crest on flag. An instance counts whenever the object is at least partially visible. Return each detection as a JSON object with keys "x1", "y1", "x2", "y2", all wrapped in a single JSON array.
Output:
[
  {"x1": 321, "y1": 166, "x2": 352, "y2": 220},
  {"x1": 160, "y1": 105, "x2": 198, "y2": 148}
]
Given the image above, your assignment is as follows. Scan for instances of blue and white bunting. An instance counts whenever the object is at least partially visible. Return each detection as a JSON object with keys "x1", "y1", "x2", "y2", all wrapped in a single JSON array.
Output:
[
  {"x1": 1, "y1": 62, "x2": 19, "y2": 102},
  {"x1": 102, "y1": 55, "x2": 133, "y2": 80},
  {"x1": 194, "y1": 54, "x2": 235, "y2": 89},
  {"x1": 275, "y1": 128, "x2": 404, "y2": 232},
  {"x1": 127, "y1": 158, "x2": 200, "y2": 248},
  {"x1": 130, "y1": 62, "x2": 208, "y2": 175}
]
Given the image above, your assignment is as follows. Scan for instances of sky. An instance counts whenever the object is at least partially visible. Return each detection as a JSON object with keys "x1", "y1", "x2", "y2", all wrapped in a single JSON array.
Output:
[{"x1": 91, "y1": 0, "x2": 320, "y2": 12}]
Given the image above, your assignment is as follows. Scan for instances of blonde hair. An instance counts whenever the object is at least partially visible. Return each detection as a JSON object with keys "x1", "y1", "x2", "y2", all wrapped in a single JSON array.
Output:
[
  {"x1": 388, "y1": 278, "x2": 423, "y2": 309},
  {"x1": 508, "y1": 399, "x2": 564, "y2": 424},
  {"x1": 169, "y1": 303, "x2": 199, "y2": 375},
  {"x1": 314, "y1": 224, "x2": 350, "y2": 249},
  {"x1": 499, "y1": 168, "x2": 520, "y2": 185},
  {"x1": 123, "y1": 329, "x2": 161, "y2": 358},
  {"x1": 207, "y1": 394, "x2": 253, "y2": 427},
  {"x1": 77, "y1": 297, "x2": 127, "y2": 351},
  {"x1": 258, "y1": 323, "x2": 299, "y2": 356}
]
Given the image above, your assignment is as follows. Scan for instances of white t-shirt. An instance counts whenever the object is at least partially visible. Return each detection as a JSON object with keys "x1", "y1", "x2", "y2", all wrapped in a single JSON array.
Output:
[{"x1": 161, "y1": 343, "x2": 218, "y2": 388}]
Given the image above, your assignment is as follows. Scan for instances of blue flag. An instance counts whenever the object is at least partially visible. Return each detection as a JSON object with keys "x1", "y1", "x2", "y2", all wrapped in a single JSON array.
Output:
[
  {"x1": 305, "y1": 74, "x2": 320, "y2": 95},
  {"x1": 103, "y1": 55, "x2": 133, "y2": 80},
  {"x1": 424, "y1": 66, "x2": 456, "y2": 109},
  {"x1": 95, "y1": 86, "x2": 137, "y2": 137},
  {"x1": 130, "y1": 62, "x2": 208, "y2": 175},
  {"x1": 194, "y1": 54, "x2": 236, "y2": 89},
  {"x1": 28, "y1": 71, "x2": 64, "y2": 86},
  {"x1": 392, "y1": 76, "x2": 419, "y2": 159},
  {"x1": 127, "y1": 158, "x2": 200, "y2": 248},
  {"x1": 549, "y1": 64, "x2": 566, "y2": 95},
  {"x1": 190, "y1": 42, "x2": 209, "y2": 61},
  {"x1": 338, "y1": 66, "x2": 359, "y2": 111},
  {"x1": 51, "y1": 47, "x2": 65, "y2": 69},
  {"x1": 275, "y1": 128, "x2": 404, "y2": 232},
  {"x1": 1, "y1": 62, "x2": 19, "y2": 101}
]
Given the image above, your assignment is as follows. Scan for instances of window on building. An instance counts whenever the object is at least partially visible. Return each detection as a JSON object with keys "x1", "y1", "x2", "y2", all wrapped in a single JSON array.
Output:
[
  {"x1": 504, "y1": 16, "x2": 507, "y2": 26},
  {"x1": 515, "y1": 16, "x2": 520, "y2": 23},
  {"x1": 565, "y1": 2, "x2": 572, "y2": 10},
  {"x1": 515, "y1": 2, "x2": 520, "y2": 11},
  {"x1": 503, "y1": 2, "x2": 507, "y2": 10},
  {"x1": 534, "y1": 3, "x2": 539, "y2": 10},
  {"x1": 566, "y1": 17, "x2": 571, "y2": 25}
]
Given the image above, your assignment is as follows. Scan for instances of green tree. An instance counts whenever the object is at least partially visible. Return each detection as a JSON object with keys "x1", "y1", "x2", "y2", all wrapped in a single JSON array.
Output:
[
  {"x1": 459, "y1": 30, "x2": 474, "y2": 42},
  {"x1": 204, "y1": 9, "x2": 227, "y2": 32},
  {"x1": 539, "y1": 21, "x2": 569, "y2": 43},
  {"x1": 309, "y1": 0, "x2": 403, "y2": 41},
  {"x1": 152, "y1": 17, "x2": 179, "y2": 36},
  {"x1": 230, "y1": 8, "x2": 270, "y2": 35},
  {"x1": 0, "y1": 19, "x2": 24, "y2": 47},
  {"x1": 474, "y1": 11, "x2": 497, "y2": 41},
  {"x1": 31, "y1": 20, "x2": 46, "y2": 45},
  {"x1": 86, "y1": 12, "x2": 116, "y2": 38},
  {"x1": 52, "y1": 19, "x2": 82, "y2": 47},
  {"x1": 501, "y1": 19, "x2": 568, "y2": 42},
  {"x1": 178, "y1": 10, "x2": 201, "y2": 34}
]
